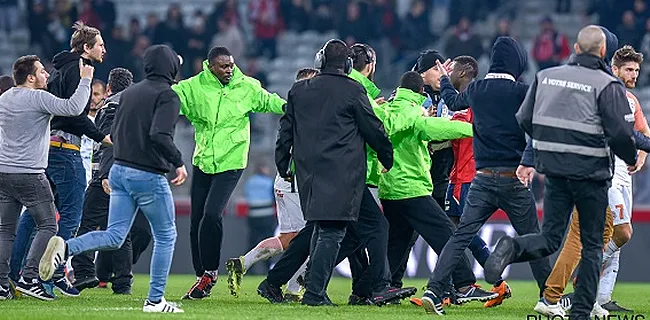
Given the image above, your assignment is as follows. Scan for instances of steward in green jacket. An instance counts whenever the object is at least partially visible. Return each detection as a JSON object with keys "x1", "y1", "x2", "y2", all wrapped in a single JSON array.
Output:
[{"x1": 171, "y1": 46, "x2": 285, "y2": 300}]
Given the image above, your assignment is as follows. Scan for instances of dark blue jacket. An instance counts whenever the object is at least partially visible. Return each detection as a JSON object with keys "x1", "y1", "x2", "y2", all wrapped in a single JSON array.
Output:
[{"x1": 440, "y1": 37, "x2": 529, "y2": 169}]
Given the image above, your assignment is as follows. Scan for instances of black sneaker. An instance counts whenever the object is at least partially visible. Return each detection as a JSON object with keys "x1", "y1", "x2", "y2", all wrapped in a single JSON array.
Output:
[
  {"x1": 257, "y1": 280, "x2": 283, "y2": 304},
  {"x1": 15, "y1": 277, "x2": 55, "y2": 301},
  {"x1": 54, "y1": 277, "x2": 80, "y2": 297},
  {"x1": 455, "y1": 284, "x2": 499, "y2": 304},
  {"x1": 182, "y1": 274, "x2": 215, "y2": 300},
  {"x1": 371, "y1": 286, "x2": 418, "y2": 306},
  {"x1": 0, "y1": 284, "x2": 14, "y2": 300},
  {"x1": 602, "y1": 301, "x2": 633, "y2": 313},
  {"x1": 348, "y1": 294, "x2": 372, "y2": 305},
  {"x1": 485, "y1": 235, "x2": 516, "y2": 284},
  {"x1": 421, "y1": 290, "x2": 445, "y2": 315},
  {"x1": 72, "y1": 276, "x2": 99, "y2": 292}
]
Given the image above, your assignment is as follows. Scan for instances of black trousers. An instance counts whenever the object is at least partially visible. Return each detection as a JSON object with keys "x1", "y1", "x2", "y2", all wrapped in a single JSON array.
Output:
[
  {"x1": 304, "y1": 220, "x2": 349, "y2": 303},
  {"x1": 431, "y1": 147, "x2": 454, "y2": 209},
  {"x1": 267, "y1": 188, "x2": 390, "y2": 296},
  {"x1": 511, "y1": 176, "x2": 608, "y2": 319},
  {"x1": 71, "y1": 184, "x2": 132, "y2": 289},
  {"x1": 390, "y1": 231, "x2": 418, "y2": 288},
  {"x1": 427, "y1": 173, "x2": 551, "y2": 296},
  {"x1": 383, "y1": 196, "x2": 476, "y2": 290},
  {"x1": 190, "y1": 167, "x2": 243, "y2": 276}
]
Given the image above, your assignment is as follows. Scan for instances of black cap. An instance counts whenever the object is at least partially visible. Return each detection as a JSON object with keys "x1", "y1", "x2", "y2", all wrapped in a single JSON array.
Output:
[{"x1": 414, "y1": 50, "x2": 445, "y2": 74}]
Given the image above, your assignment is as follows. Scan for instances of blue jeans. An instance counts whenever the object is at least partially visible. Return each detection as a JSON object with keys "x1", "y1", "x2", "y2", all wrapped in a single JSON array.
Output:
[
  {"x1": 446, "y1": 182, "x2": 491, "y2": 267},
  {"x1": 67, "y1": 164, "x2": 177, "y2": 301},
  {"x1": 11, "y1": 147, "x2": 86, "y2": 279}
]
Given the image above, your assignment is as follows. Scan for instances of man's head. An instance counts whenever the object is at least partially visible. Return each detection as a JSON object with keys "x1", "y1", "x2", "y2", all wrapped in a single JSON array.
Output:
[
  {"x1": 415, "y1": 50, "x2": 445, "y2": 90},
  {"x1": 315, "y1": 39, "x2": 351, "y2": 72},
  {"x1": 106, "y1": 67, "x2": 133, "y2": 95},
  {"x1": 91, "y1": 79, "x2": 106, "y2": 110},
  {"x1": 0, "y1": 75, "x2": 15, "y2": 96},
  {"x1": 612, "y1": 45, "x2": 643, "y2": 89},
  {"x1": 12, "y1": 55, "x2": 48, "y2": 89},
  {"x1": 575, "y1": 25, "x2": 607, "y2": 59},
  {"x1": 208, "y1": 46, "x2": 234, "y2": 84},
  {"x1": 350, "y1": 43, "x2": 376, "y2": 80},
  {"x1": 449, "y1": 55, "x2": 478, "y2": 90},
  {"x1": 541, "y1": 16, "x2": 554, "y2": 33},
  {"x1": 400, "y1": 71, "x2": 425, "y2": 94},
  {"x1": 295, "y1": 67, "x2": 318, "y2": 81},
  {"x1": 70, "y1": 22, "x2": 105, "y2": 63}
]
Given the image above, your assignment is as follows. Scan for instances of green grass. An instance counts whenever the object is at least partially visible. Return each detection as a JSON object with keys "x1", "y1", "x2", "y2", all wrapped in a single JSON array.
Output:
[{"x1": 3, "y1": 275, "x2": 649, "y2": 319}]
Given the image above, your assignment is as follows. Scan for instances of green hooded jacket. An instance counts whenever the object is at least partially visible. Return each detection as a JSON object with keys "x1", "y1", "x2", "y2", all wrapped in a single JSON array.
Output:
[
  {"x1": 378, "y1": 88, "x2": 473, "y2": 200},
  {"x1": 173, "y1": 61, "x2": 286, "y2": 174},
  {"x1": 348, "y1": 69, "x2": 385, "y2": 186}
]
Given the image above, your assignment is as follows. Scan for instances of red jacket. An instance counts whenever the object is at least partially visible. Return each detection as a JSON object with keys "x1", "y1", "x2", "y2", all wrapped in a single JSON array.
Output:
[{"x1": 450, "y1": 108, "x2": 475, "y2": 185}]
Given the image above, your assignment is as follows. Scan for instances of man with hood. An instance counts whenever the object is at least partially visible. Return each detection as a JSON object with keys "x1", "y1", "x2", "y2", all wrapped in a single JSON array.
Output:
[
  {"x1": 486, "y1": 26, "x2": 637, "y2": 320},
  {"x1": 13, "y1": 22, "x2": 111, "y2": 297},
  {"x1": 69, "y1": 67, "x2": 135, "y2": 294},
  {"x1": 420, "y1": 37, "x2": 553, "y2": 314},
  {"x1": 40, "y1": 44, "x2": 187, "y2": 313},
  {"x1": 172, "y1": 46, "x2": 286, "y2": 300}
]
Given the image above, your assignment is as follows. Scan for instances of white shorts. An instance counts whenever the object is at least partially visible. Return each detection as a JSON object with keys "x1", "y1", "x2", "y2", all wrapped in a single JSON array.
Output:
[
  {"x1": 608, "y1": 183, "x2": 632, "y2": 226},
  {"x1": 275, "y1": 189, "x2": 306, "y2": 233}
]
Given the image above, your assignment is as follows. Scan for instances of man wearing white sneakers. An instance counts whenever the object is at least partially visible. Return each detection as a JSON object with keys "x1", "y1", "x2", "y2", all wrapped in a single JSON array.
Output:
[{"x1": 40, "y1": 45, "x2": 187, "y2": 313}]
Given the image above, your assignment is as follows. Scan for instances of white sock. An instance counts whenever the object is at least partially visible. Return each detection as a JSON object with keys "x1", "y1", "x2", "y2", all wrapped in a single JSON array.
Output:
[
  {"x1": 602, "y1": 241, "x2": 620, "y2": 266},
  {"x1": 287, "y1": 260, "x2": 308, "y2": 294},
  {"x1": 597, "y1": 250, "x2": 620, "y2": 305},
  {"x1": 243, "y1": 237, "x2": 284, "y2": 270}
]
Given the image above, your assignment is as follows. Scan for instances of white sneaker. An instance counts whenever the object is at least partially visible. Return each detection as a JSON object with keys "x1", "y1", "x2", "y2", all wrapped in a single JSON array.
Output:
[
  {"x1": 591, "y1": 302, "x2": 609, "y2": 318},
  {"x1": 534, "y1": 298, "x2": 566, "y2": 317},
  {"x1": 143, "y1": 297, "x2": 184, "y2": 313},
  {"x1": 39, "y1": 236, "x2": 66, "y2": 281}
]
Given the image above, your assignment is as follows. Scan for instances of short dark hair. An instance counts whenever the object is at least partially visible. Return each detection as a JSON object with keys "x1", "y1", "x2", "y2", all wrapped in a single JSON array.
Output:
[
  {"x1": 612, "y1": 45, "x2": 644, "y2": 68},
  {"x1": 92, "y1": 79, "x2": 105, "y2": 89},
  {"x1": 107, "y1": 67, "x2": 133, "y2": 93},
  {"x1": 295, "y1": 68, "x2": 318, "y2": 81},
  {"x1": 70, "y1": 21, "x2": 101, "y2": 53},
  {"x1": 208, "y1": 46, "x2": 232, "y2": 62},
  {"x1": 12, "y1": 55, "x2": 40, "y2": 85},
  {"x1": 323, "y1": 39, "x2": 349, "y2": 68},
  {"x1": 350, "y1": 43, "x2": 375, "y2": 71},
  {"x1": 399, "y1": 71, "x2": 424, "y2": 93},
  {"x1": 453, "y1": 55, "x2": 479, "y2": 79},
  {"x1": 0, "y1": 75, "x2": 15, "y2": 95}
]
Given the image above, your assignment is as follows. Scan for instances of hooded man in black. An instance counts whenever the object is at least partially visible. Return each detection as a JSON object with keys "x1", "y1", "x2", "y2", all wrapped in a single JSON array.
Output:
[{"x1": 419, "y1": 37, "x2": 553, "y2": 315}]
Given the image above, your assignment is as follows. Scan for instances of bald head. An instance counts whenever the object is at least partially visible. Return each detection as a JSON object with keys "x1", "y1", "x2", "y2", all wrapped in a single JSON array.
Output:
[{"x1": 575, "y1": 25, "x2": 607, "y2": 58}]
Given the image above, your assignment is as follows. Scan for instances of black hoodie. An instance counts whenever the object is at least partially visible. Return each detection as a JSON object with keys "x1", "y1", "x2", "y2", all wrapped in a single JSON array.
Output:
[
  {"x1": 439, "y1": 37, "x2": 530, "y2": 169},
  {"x1": 112, "y1": 45, "x2": 184, "y2": 174},
  {"x1": 48, "y1": 51, "x2": 106, "y2": 142}
]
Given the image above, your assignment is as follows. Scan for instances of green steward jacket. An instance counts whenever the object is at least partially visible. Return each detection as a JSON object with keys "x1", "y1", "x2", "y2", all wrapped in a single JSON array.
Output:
[
  {"x1": 348, "y1": 69, "x2": 385, "y2": 186},
  {"x1": 173, "y1": 61, "x2": 285, "y2": 174},
  {"x1": 378, "y1": 88, "x2": 473, "y2": 200}
]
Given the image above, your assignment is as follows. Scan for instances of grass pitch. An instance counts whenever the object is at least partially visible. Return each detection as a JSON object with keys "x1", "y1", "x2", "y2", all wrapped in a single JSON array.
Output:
[{"x1": 3, "y1": 275, "x2": 649, "y2": 319}]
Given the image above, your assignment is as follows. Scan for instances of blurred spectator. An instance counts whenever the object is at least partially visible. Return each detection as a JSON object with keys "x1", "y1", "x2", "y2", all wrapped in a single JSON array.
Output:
[
  {"x1": 249, "y1": 0, "x2": 284, "y2": 59},
  {"x1": 618, "y1": 10, "x2": 641, "y2": 48},
  {"x1": 339, "y1": 1, "x2": 372, "y2": 45},
  {"x1": 208, "y1": 0, "x2": 240, "y2": 34},
  {"x1": 128, "y1": 17, "x2": 142, "y2": 42},
  {"x1": 192, "y1": 57, "x2": 203, "y2": 75},
  {"x1": 186, "y1": 11, "x2": 210, "y2": 75},
  {"x1": 635, "y1": 0, "x2": 650, "y2": 29},
  {"x1": 154, "y1": 3, "x2": 187, "y2": 56},
  {"x1": 445, "y1": 17, "x2": 484, "y2": 60},
  {"x1": 124, "y1": 35, "x2": 149, "y2": 82},
  {"x1": 493, "y1": 17, "x2": 512, "y2": 45},
  {"x1": 243, "y1": 165, "x2": 277, "y2": 275},
  {"x1": 102, "y1": 25, "x2": 129, "y2": 72},
  {"x1": 556, "y1": 0, "x2": 571, "y2": 13},
  {"x1": 282, "y1": 0, "x2": 310, "y2": 32},
  {"x1": 78, "y1": 0, "x2": 102, "y2": 30},
  {"x1": 54, "y1": 0, "x2": 78, "y2": 29},
  {"x1": 310, "y1": 2, "x2": 334, "y2": 32},
  {"x1": 211, "y1": 17, "x2": 245, "y2": 61},
  {"x1": 399, "y1": 0, "x2": 433, "y2": 52},
  {"x1": 371, "y1": 0, "x2": 399, "y2": 44},
  {"x1": 448, "y1": 0, "x2": 478, "y2": 26},
  {"x1": 0, "y1": 0, "x2": 19, "y2": 35},
  {"x1": 587, "y1": 0, "x2": 625, "y2": 32},
  {"x1": 640, "y1": 17, "x2": 650, "y2": 59},
  {"x1": 246, "y1": 58, "x2": 268, "y2": 87},
  {"x1": 27, "y1": 0, "x2": 49, "y2": 46},
  {"x1": 143, "y1": 12, "x2": 158, "y2": 42},
  {"x1": 532, "y1": 17, "x2": 570, "y2": 70},
  {"x1": 93, "y1": 0, "x2": 116, "y2": 32},
  {"x1": 44, "y1": 10, "x2": 68, "y2": 60}
]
